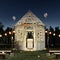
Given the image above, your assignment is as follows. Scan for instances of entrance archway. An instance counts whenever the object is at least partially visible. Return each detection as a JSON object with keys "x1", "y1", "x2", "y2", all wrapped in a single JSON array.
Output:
[{"x1": 26, "y1": 32, "x2": 34, "y2": 49}]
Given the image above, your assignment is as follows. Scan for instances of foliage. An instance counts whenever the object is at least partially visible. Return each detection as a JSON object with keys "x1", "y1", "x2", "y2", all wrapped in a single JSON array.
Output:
[
  {"x1": 0, "y1": 23, "x2": 13, "y2": 50},
  {"x1": 5, "y1": 50, "x2": 56, "y2": 60},
  {"x1": 49, "y1": 26, "x2": 54, "y2": 32},
  {"x1": 46, "y1": 26, "x2": 60, "y2": 49}
]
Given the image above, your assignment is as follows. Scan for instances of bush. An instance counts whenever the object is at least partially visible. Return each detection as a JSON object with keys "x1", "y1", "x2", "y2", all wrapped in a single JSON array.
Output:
[{"x1": 6, "y1": 50, "x2": 55, "y2": 60}]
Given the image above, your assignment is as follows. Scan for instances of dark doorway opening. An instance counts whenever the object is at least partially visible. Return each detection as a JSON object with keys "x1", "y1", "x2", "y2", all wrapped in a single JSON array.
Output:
[
  {"x1": 27, "y1": 32, "x2": 33, "y2": 39},
  {"x1": 26, "y1": 31, "x2": 34, "y2": 49}
]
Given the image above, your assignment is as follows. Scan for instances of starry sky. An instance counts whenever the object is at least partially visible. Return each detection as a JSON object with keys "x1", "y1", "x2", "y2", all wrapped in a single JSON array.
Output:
[{"x1": 0, "y1": 0, "x2": 60, "y2": 29}]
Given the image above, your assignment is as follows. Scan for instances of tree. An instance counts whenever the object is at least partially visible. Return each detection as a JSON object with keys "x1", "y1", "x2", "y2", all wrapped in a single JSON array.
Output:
[
  {"x1": 4, "y1": 27, "x2": 13, "y2": 49},
  {"x1": 54, "y1": 27, "x2": 60, "y2": 48},
  {"x1": 45, "y1": 28, "x2": 49, "y2": 48},
  {"x1": 49, "y1": 26, "x2": 54, "y2": 48},
  {"x1": 0, "y1": 22, "x2": 4, "y2": 34},
  {"x1": 0, "y1": 22, "x2": 4, "y2": 49},
  {"x1": 5, "y1": 27, "x2": 12, "y2": 32},
  {"x1": 55, "y1": 27, "x2": 59, "y2": 34},
  {"x1": 49, "y1": 26, "x2": 54, "y2": 32}
]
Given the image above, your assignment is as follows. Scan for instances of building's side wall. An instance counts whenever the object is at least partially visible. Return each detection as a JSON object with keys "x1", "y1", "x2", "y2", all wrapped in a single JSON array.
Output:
[
  {"x1": 35, "y1": 25, "x2": 45, "y2": 50},
  {"x1": 39, "y1": 27, "x2": 45, "y2": 50},
  {"x1": 15, "y1": 25, "x2": 24, "y2": 50}
]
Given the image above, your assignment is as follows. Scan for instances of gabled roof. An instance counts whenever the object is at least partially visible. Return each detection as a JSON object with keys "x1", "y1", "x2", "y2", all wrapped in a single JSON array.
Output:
[{"x1": 15, "y1": 10, "x2": 45, "y2": 26}]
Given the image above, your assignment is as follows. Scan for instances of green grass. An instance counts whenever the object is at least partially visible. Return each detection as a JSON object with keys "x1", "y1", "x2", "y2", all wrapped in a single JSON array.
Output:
[{"x1": 5, "y1": 50, "x2": 57, "y2": 60}]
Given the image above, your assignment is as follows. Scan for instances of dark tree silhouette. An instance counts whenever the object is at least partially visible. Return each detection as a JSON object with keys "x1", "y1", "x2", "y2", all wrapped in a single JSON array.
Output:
[
  {"x1": 55, "y1": 27, "x2": 60, "y2": 34},
  {"x1": 49, "y1": 26, "x2": 54, "y2": 48},
  {"x1": 49, "y1": 26, "x2": 54, "y2": 32},
  {"x1": 4, "y1": 27, "x2": 13, "y2": 49},
  {"x1": 45, "y1": 28, "x2": 49, "y2": 48},
  {"x1": 0, "y1": 22, "x2": 4, "y2": 49},
  {"x1": 0, "y1": 22, "x2": 4, "y2": 34},
  {"x1": 5, "y1": 27, "x2": 12, "y2": 32},
  {"x1": 54, "y1": 27, "x2": 60, "y2": 48}
]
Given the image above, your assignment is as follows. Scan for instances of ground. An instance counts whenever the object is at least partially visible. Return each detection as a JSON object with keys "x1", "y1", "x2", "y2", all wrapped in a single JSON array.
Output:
[{"x1": 5, "y1": 50, "x2": 58, "y2": 60}]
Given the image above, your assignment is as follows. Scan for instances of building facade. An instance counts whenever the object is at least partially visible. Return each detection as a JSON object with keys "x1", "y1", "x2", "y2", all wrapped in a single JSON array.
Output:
[{"x1": 14, "y1": 11, "x2": 45, "y2": 51}]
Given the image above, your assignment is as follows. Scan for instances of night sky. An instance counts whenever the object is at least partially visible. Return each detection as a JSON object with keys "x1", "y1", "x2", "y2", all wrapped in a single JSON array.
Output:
[{"x1": 0, "y1": 0, "x2": 60, "y2": 29}]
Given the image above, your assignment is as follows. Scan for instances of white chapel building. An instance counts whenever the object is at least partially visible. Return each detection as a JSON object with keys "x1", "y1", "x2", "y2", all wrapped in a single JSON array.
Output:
[{"x1": 14, "y1": 11, "x2": 45, "y2": 51}]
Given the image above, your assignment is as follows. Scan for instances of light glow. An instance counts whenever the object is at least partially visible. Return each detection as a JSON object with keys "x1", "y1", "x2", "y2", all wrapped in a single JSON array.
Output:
[
  {"x1": 49, "y1": 32, "x2": 51, "y2": 34},
  {"x1": 58, "y1": 34, "x2": 60, "y2": 37},
  {"x1": 5, "y1": 33, "x2": 7, "y2": 36},
  {"x1": 9, "y1": 32, "x2": 11, "y2": 34},
  {"x1": 0, "y1": 35, "x2": 2, "y2": 37},
  {"x1": 13, "y1": 30, "x2": 15, "y2": 33},
  {"x1": 53, "y1": 33, "x2": 55, "y2": 36},
  {"x1": 45, "y1": 31, "x2": 48, "y2": 33}
]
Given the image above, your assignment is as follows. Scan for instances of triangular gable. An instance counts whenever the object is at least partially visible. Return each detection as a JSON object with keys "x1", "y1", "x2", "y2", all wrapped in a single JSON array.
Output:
[{"x1": 15, "y1": 10, "x2": 45, "y2": 26}]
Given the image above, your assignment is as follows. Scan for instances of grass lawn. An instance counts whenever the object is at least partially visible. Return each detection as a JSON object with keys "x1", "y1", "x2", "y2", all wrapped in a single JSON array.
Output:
[{"x1": 5, "y1": 50, "x2": 57, "y2": 60}]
